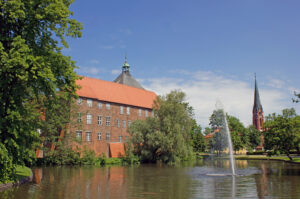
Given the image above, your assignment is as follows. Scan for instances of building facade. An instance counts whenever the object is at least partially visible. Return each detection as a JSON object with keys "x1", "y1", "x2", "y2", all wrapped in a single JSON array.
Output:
[{"x1": 70, "y1": 59, "x2": 156, "y2": 157}]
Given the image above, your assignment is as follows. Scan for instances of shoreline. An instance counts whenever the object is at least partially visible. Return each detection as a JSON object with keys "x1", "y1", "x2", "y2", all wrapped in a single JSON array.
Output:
[
  {"x1": 0, "y1": 166, "x2": 33, "y2": 192},
  {"x1": 235, "y1": 155, "x2": 300, "y2": 164}
]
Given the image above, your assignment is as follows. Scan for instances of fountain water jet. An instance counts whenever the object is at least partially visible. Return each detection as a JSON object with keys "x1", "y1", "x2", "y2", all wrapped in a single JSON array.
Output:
[{"x1": 208, "y1": 100, "x2": 236, "y2": 176}]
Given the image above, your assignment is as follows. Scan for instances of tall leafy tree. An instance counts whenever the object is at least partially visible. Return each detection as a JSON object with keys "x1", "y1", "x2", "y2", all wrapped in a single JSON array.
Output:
[
  {"x1": 0, "y1": 0, "x2": 82, "y2": 182},
  {"x1": 209, "y1": 109, "x2": 228, "y2": 154},
  {"x1": 129, "y1": 90, "x2": 195, "y2": 163},
  {"x1": 227, "y1": 115, "x2": 249, "y2": 151},
  {"x1": 264, "y1": 108, "x2": 300, "y2": 160},
  {"x1": 190, "y1": 121, "x2": 206, "y2": 153},
  {"x1": 247, "y1": 125, "x2": 261, "y2": 149}
]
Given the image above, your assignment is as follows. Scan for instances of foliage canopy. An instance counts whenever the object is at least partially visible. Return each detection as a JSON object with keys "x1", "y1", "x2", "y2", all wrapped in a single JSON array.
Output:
[
  {"x1": 264, "y1": 108, "x2": 300, "y2": 160},
  {"x1": 0, "y1": 0, "x2": 82, "y2": 182},
  {"x1": 128, "y1": 90, "x2": 195, "y2": 163}
]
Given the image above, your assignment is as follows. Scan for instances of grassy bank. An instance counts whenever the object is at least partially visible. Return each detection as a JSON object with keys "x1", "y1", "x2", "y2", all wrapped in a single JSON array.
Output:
[
  {"x1": 235, "y1": 155, "x2": 300, "y2": 163},
  {"x1": 15, "y1": 166, "x2": 32, "y2": 181},
  {"x1": 0, "y1": 165, "x2": 32, "y2": 185}
]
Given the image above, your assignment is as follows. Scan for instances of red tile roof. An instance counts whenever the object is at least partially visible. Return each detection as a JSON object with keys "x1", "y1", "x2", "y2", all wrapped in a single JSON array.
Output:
[
  {"x1": 109, "y1": 143, "x2": 125, "y2": 158},
  {"x1": 76, "y1": 76, "x2": 157, "y2": 109}
]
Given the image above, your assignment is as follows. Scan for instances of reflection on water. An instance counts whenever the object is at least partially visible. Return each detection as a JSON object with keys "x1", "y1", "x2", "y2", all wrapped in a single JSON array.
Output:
[{"x1": 1, "y1": 160, "x2": 300, "y2": 199}]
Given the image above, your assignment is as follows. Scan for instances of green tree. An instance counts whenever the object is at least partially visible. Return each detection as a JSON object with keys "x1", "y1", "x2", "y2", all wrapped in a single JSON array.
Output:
[
  {"x1": 264, "y1": 108, "x2": 300, "y2": 160},
  {"x1": 190, "y1": 121, "x2": 206, "y2": 153},
  {"x1": 227, "y1": 115, "x2": 249, "y2": 151},
  {"x1": 203, "y1": 127, "x2": 212, "y2": 135},
  {"x1": 0, "y1": 0, "x2": 82, "y2": 182},
  {"x1": 247, "y1": 125, "x2": 261, "y2": 150},
  {"x1": 128, "y1": 90, "x2": 194, "y2": 163},
  {"x1": 209, "y1": 109, "x2": 228, "y2": 154}
]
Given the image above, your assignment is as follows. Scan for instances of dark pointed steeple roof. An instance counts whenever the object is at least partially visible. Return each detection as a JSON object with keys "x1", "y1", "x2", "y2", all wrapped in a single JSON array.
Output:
[
  {"x1": 253, "y1": 74, "x2": 263, "y2": 113},
  {"x1": 113, "y1": 56, "x2": 144, "y2": 89}
]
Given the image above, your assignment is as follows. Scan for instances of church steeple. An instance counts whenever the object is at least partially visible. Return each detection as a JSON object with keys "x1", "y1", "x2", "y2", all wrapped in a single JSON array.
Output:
[
  {"x1": 252, "y1": 74, "x2": 264, "y2": 131},
  {"x1": 253, "y1": 74, "x2": 263, "y2": 113}
]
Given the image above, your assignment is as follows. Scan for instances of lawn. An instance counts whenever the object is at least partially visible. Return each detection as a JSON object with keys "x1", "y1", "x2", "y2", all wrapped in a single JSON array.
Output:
[
  {"x1": 235, "y1": 155, "x2": 300, "y2": 163},
  {"x1": 0, "y1": 166, "x2": 32, "y2": 185}
]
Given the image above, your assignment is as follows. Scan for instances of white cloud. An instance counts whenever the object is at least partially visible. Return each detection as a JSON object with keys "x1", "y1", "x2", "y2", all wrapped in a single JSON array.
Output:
[
  {"x1": 143, "y1": 71, "x2": 298, "y2": 128},
  {"x1": 77, "y1": 66, "x2": 100, "y2": 75},
  {"x1": 89, "y1": 59, "x2": 100, "y2": 65},
  {"x1": 111, "y1": 69, "x2": 121, "y2": 75},
  {"x1": 99, "y1": 45, "x2": 114, "y2": 50},
  {"x1": 119, "y1": 28, "x2": 132, "y2": 35}
]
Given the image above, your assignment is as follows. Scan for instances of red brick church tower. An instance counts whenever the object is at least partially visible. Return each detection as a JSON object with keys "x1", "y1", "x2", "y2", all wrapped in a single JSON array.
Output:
[{"x1": 253, "y1": 74, "x2": 264, "y2": 131}]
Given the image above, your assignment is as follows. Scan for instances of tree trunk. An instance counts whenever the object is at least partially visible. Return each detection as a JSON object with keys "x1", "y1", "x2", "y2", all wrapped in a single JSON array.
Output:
[{"x1": 286, "y1": 152, "x2": 293, "y2": 161}]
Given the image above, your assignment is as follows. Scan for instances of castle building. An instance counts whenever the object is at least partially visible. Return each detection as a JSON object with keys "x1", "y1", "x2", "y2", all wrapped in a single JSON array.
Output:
[
  {"x1": 71, "y1": 58, "x2": 156, "y2": 157},
  {"x1": 252, "y1": 75, "x2": 264, "y2": 131}
]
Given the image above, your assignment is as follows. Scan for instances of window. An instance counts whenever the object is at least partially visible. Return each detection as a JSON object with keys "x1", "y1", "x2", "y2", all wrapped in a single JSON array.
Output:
[
  {"x1": 119, "y1": 136, "x2": 122, "y2": 142},
  {"x1": 126, "y1": 106, "x2": 130, "y2": 115},
  {"x1": 106, "y1": 132, "x2": 110, "y2": 140},
  {"x1": 151, "y1": 111, "x2": 154, "y2": 117},
  {"x1": 77, "y1": 98, "x2": 82, "y2": 105},
  {"x1": 97, "y1": 116, "x2": 102, "y2": 125},
  {"x1": 138, "y1": 109, "x2": 142, "y2": 117},
  {"x1": 122, "y1": 120, "x2": 126, "y2": 128},
  {"x1": 106, "y1": 103, "x2": 110, "y2": 110},
  {"x1": 117, "y1": 119, "x2": 120, "y2": 128},
  {"x1": 97, "y1": 132, "x2": 101, "y2": 140},
  {"x1": 98, "y1": 102, "x2": 102, "y2": 109},
  {"x1": 86, "y1": 131, "x2": 91, "y2": 142},
  {"x1": 128, "y1": 120, "x2": 131, "y2": 127},
  {"x1": 87, "y1": 99, "x2": 93, "y2": 107},
  {"x1": 106, "y1": 116, "x2": 111, "y2": 126},
  {"x1": 76, "y1": 131, "x2": 82, "y2": 140},
  {"x1": 87, "y1": 114, "x2": 92, "y2": 124},
  {"x1": 145, "y1": 110, "x2": 148, "y2": 117},
  {"x1": 77, "y1": 112, "x2": 82, "y2": 123}
]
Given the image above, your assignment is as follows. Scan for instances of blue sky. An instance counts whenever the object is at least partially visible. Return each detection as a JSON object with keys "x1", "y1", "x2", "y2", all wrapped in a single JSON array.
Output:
[{"x1": 64, "y1": 0, "x2": 300, "y2": 127}]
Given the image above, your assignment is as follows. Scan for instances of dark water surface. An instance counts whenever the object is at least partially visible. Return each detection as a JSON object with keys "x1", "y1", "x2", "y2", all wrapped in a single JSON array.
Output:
[{"x1": 1, "y1": 159, "x2": 300, "y2": 199}]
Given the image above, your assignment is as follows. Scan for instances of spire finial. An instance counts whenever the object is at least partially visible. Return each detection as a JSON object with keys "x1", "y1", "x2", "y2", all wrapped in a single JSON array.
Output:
[{"x1": 122, "y1": 54, "x2": 130, "y2": 72}]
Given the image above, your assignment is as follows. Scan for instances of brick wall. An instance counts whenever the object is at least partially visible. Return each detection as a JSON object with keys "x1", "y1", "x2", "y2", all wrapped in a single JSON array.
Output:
[{"x1": 69, "y1": 97, "x2": 152, "y2": 157}]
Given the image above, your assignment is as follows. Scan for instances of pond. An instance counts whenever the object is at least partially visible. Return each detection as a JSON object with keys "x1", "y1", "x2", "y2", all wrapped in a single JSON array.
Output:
[{"x1": 1, "y1": 159, "x2": 300, "y2": 199}]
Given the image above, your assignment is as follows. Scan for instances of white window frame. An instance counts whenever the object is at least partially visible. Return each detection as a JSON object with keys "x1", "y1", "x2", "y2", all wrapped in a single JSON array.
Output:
[
  {"x1": 120, "y1": 106, "x2": 124, "y2": 114},
  {"x1": 117, "y1": 119, "x2": 120, "y2": 128},
  {"x1": 122, "y1": 120, "x2": 126, "y2": 128},
  {"x1": 145, "y1": 110, "x2": 148, "y2": 117},
  {"x1": 87, "y1": 114, "x2": 92, "y2": 124},
  {"x1": 138, "y1": 109, "x2": 142, "y2": 117},
  {"x1": 77, "y1": 112, "x2": 82, "y2": 123},
  {"x1": 77, "y1": 98, "x2": 82, "y2": 105},
  {"x1": 97, "y1": 115, "x2": 102, "y2": 126},
  {"x1": 98, "y1": 102, "x2": 102, "y2": 109},
  {"x1": 87, "y1": 99, "x2": 93, "y2": 107},
  {"x1": 128, "y1": 120, "x2": 131, "y2": 127},
  {"x1": 126, "y1": 106, "x2": 130, "y2": 115},
  {"x1": 76, "y1": 130, "x2": 82, "y2": 140},
  {"x1": 106, "y1": 116, "x2": 111, "y2": 126},
  {"x1": 106, "y1": 132, "x2": 110, "y2": 141},
  {"x1": 97, "y1": 132, "x2": 101, "y2": 140},
  {"x1": 106, "y1": 103, "x2": 110, "y2": 110},
  {"x1": 86, "y1": 131, "x2": 91, "y2": 142},
  {"x1": 119, "y1": 135, "x2": 122, "y2": 142}
]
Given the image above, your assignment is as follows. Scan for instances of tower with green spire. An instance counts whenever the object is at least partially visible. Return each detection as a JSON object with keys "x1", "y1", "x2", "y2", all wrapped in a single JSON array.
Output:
[
  {"x1": 252, "y1": 74, "x2": 264, "y2": 131},
  {"x1": 114, "y1": 56, "x2": 144, "y2": 89}
]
